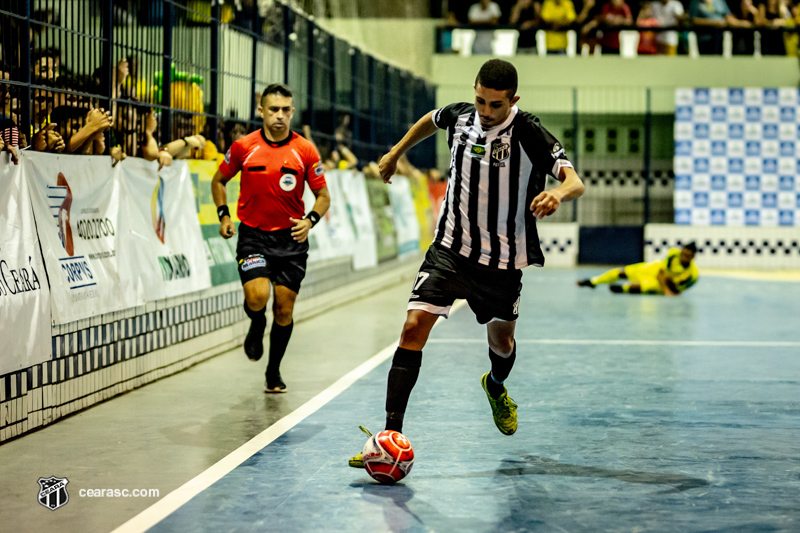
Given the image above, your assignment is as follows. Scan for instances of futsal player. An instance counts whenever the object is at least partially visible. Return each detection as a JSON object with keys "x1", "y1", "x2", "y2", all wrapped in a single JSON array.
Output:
[
  {"x1": 212, "y1": 83, "x2": 330, "y2": 393},
  {"x1": 576, "y1": 242, "x2": 698, "y2": 295},
  {"x1": 350, "y1": 59, "x2": 585, "y2": 466}
]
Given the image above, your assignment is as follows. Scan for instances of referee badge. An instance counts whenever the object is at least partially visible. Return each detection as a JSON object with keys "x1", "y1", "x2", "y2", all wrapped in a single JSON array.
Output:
[{"x1": 279, "y1": 174, "x2": 297, "y2": 191}]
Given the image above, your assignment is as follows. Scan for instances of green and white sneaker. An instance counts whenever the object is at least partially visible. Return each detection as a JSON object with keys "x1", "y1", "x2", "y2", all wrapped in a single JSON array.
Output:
[
  {"x1": 480, "y1": 372, "x2": 518, "y2": 435},
  {"x1": 348, "y1": 426, "x2": 372, "y2": 468}
]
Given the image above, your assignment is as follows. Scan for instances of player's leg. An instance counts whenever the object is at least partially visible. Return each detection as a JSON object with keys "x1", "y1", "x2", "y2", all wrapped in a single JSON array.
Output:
[
  {"x1": 384, "y1": 309, "x2": 440, "y2": 433},
  {"x1": 264, "y1": 284, "x2": 298, "y2": 392},
  {"x1": 577, "y1": 267, "x2": 626, "y2": 288},
  {"x1": 470, "y1": 267, "x2": 521, "y2": 435}
]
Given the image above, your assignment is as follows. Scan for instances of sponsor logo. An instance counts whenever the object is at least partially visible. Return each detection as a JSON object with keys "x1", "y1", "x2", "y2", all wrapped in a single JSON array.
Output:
[
  {"x1": 711, "y1": 175, "x2": 726, "y2": 190},
  {"x1": 745, "y1": 141, "x2": 761, "y2": 156},
  {"x1": 675, "y1": 175, "x2": 691, "y2": 190},
  {"x1": 779, "y1": 210, "x2": 794, "y2": 226},
  {"x1": 745, "y1": 210, "x2": 760, "y2": 225},
  {"x1": 0, "y1": 256, "x2": 42, "y2": 297},
  {"x1": 549, "y1": 142, "x2": 564, "y2": 160},
  {"x1": 240, "y1": 255, "x2": 267, "y2": 272},
  {"x1": 694, "y1": 88, "x2": 710, "y2": 104},
  {"x1": 729, "y1": 88, "x2": 744, "y2": 104},
  {"x1": 710, "y1": 141, "x2": 726, "y2": 156},
  {"x1": 780, "y1": 141, "x2": 795, "y2": 157},
  {"x1": 745, "y1": 175, "x2": 760, "y2": 190},
  {"x1": 693, "y1": 158, "x2": 709, "y2": 173},
  {"x1": 728, "y1": 124, "x2": 744, "y2": 139},
  {"x1": 781, "y1": 107, "x2": 796, "y2": 122},
  {"x1": 492, "y1": 142, "x2": 511, "y2": 162},
  {"x1": 38, "y1": 476, "x2": 69, "y2": 511},
  {"x1": 764, "y1": 88, "x2": 779, "y2": 105},
  {"x1": 675, "y1": 106, "x2": 692, "y2": 122},
  {"x1": 710, "y1": 209, "x2": 726, "y2": 225},
  {"x1": 675, "y1": 141, "x2": 692, "y2": 155},
  {"x1": 763, "y1": 159, "x2": 777, "y2": 174},
  {"x1": 469, "y1": 144, "x2": 486, "y2": 158},
  {"x1": 151, "y1": 177, "x2": 166, "y2": 244},
  {"x1": 746, "y1": 107, "x2": 761, "y2": 122},
  {"x1": 76, "y1": 218, "x2": 116, "y2": 240},
  {"x1": 313, "y1": 161, "x2": 324, "y2": 176},
  {"x1": 694, "y1": 124, "x2": 709, "y2": 139},
  {"x1": 763, "y1": 124, "x2": 778, "y2": 139},
  {"x1": 675, "y1": 209, "x2": 691, "y2": 224},
  {"x1": 728, "y1": 158, "x2": 744, "y2": 173},
  {"x1": 693, "y1": 192, "x2": 709, "y2": 207},
  {"x1": 711, "y1": 107, "x2": 727, "y2": 122},
  {"x1": 158, "y1": 254, "x2": 191, "y2": 281},
  {"x1": 762, "y1": 193, "x2": 778, "y2": 208},
  {"x1": 728, "y1": 192, "x2": 743, "y2": 207},
  {"x1": 779, "y1": 176, "x2": 795, "y2": 191},
  {"x1": 224, "y1": 148, "x2": 231, "y2": 165},
  {"x1": 55, "y1": 173, "x2": 74, "y2": 256},
  {"x1": 279, "y1": 174, "x2": 297, "y2": 191}
]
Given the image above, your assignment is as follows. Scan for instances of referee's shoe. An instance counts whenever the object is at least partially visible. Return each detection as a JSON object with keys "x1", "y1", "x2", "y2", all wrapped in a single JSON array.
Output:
[{"x1": 480, "y1": 372, "x2": 518, "y2": 435}]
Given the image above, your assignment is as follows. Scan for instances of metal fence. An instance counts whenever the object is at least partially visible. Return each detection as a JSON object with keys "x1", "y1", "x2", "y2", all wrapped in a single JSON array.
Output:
[{"x1": 0, "y1": 0, "x2": 437, "y2": 169}]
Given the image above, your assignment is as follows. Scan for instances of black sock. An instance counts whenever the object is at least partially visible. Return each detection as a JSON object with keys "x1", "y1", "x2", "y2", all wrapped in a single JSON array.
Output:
[
  {"x1": 266, "y1": 321, "x2": 293, "y2": 377},
  {"x1": 487, "y1": 344, "x2": 516, "y2": 399},
  {"x1": 385, "y1": 347, "x2": 423, "y2": 433},
  {"x1": 244, "y1": 300, "x2": 266, "y2": 325}
]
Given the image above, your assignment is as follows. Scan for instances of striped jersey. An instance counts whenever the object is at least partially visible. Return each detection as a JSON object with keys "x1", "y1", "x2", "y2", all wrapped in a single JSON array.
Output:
[{"x1": 432, "y1": 102, "x2": 573, "y2": 270}]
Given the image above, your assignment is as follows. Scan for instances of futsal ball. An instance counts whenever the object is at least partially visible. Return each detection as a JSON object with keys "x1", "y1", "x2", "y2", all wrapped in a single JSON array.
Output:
[{"x1": 361, "y1": 430, "x2": 414, "y2": 484}]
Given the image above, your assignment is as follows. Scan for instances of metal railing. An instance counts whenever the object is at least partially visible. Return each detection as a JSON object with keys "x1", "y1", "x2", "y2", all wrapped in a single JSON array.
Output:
[{"x1": 0, "y1": 0, "x2": 437, "y2": 169}]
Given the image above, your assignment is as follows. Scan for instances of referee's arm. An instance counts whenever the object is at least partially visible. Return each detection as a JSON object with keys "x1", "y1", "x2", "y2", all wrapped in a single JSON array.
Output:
[
  {"x1": 379, "y1": 111, "x2": 438, "y2": 184},
  {"x1": 530, "y1": 166, "x2": 585, "y2": 219},
  {"x1": 212, "y1": 169, "x2": 236, "y2": 238}
]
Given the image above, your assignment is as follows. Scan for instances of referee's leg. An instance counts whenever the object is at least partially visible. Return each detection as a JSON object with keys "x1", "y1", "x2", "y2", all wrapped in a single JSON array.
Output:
[
  {"x1": 264, "y1": 285, "x2": 298, "y2": 392},
  {"x1": 242, "y1": 278, "x2": 271, "y2": 361}
]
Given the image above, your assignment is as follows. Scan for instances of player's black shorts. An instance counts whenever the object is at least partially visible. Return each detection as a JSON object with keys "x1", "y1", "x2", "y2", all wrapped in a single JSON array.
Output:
[
  {"x1": 408, "y1": 244, "x2": 522, "y2": 324},
  {"x1": 236, "y1": 223, "x2": 309, "y2": 293}
]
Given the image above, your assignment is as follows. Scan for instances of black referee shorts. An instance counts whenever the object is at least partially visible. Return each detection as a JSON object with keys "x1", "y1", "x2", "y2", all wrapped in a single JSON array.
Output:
[
  {"x1": 408, "y1": 244, "x2": 522, "y2": 324},
  {"x1": 236, "y1": 223, "x2": 309, "y2": 294}
]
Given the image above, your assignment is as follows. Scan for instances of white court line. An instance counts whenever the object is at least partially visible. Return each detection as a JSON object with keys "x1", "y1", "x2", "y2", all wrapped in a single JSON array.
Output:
[
  {"x1": 112, "y1": 300, "x2": 466, "y2": 533},
  {"x1": 428, "y1": 339, "x2": 800, "y2": 347}
]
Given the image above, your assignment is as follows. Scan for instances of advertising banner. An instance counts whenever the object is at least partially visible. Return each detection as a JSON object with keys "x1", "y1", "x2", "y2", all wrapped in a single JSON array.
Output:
[
  {"x1": 0, "y1": 153, "x2": 51, "y2": 373},
  {"x1": 117, "y1": 159, "x2": 211, "y2": 299},
  {"x1": 24, "y1": 152, "x2": 139, "y2": 324},
  {"x1": 317, "y1": 170, "x2": 357, "y2": 261},
  {"x1": 674, "y1": 87, "x2": 799, "y2": 226},
  {"x1": 386, "y1": 175, "x2": 421, "y2": 258},
  {"x1": 186, "y1": 159, "x2": 240, "y2": 286},
  {"x1": 365, "y1": 178, "x2": 398, "y2": 263},
  {"x1": 339, "y1": 172, "x2": 377, "y2": 270}
]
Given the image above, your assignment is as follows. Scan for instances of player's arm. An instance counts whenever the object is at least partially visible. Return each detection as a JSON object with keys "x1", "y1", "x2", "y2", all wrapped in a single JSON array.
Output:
[
  {"x1": 657, "y1": 269, "x2": 679, "y2": 296},
  {"x1": 212, "y1": 168, "x2": 236, "y2": 238},
  {"x1": 290, "y1": 185, "x2": 331, "y2": 243},
  {"x1": 379, "y1": 110, "x2": 438, "y2": 184},
  {"x1": 530, "y1": 166, "x2": 585, "y2": 219}
]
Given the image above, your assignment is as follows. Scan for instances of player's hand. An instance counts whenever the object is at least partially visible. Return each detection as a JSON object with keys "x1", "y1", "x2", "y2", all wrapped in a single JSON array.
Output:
[
  {"x1": 219, "y1": 218, "x2": 236, "y2": 239},
  {"x1": 378, "y1": 153, "x2": 398, "y2": 184},
  {"x1": 289, "y1": 217, "x2": 312, "y2": 243},
  {"x1": 530, "y1": 190, "x2": 562, "y2": 219}
]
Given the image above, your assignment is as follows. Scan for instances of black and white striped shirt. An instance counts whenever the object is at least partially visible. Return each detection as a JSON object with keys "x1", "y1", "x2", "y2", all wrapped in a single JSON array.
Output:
[{"x1": 432, "y1": 102, "x2": 573, "y2": 270}]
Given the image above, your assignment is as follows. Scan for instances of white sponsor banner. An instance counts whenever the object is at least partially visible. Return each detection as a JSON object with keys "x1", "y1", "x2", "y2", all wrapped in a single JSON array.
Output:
[
  {"x1": 338, "y1": 171, "x2": 377, "y2": 270},
  {"x1": 321, "y1": 170, "x2": 358, "y2": 260},
  {"x1": 0, "y1": 153, "x2": 52, "y2": 372},
  {"x1": 24, "y1": 152, "x2": 139, "y2": 324},
  {"x1": 302, "y1": 185, "x2": 335, "y2": 264},
  {"x1": 386, "y1": 175, "x2": 420, "y2": 258},
  {"x1": 117, "y1": 159, "x2": 211, "y2": 299}
]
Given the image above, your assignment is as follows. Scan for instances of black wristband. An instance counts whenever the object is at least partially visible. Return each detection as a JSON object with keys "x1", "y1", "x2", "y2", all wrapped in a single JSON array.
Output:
[
  {"x1": 217, "y1": 205, "x2": 230, "y2": 221},
  {"x1": 304, "y1": 211, "x2": 321, "y2": 227}
]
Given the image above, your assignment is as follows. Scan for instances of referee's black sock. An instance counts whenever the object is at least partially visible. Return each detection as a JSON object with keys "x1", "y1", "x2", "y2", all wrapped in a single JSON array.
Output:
[
  {"x1": 244, "y1": 300, "x2": 267, "y2": 323},
  {"x1": 266, "y1": 321, "x2": 293, "y2": 377},
  {"x1": 385, "y1": 347, "x2": 423, "y2": 433},
  {"x1": 487, "y1": 343, "x2": 516, "y2": 399}
]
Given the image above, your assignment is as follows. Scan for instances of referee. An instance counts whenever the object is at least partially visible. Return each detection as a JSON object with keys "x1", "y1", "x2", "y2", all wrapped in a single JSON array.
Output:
[
  {"x1": 212, "y1": 83, "x2": 330, "y2": 393},
  {"x1": 350, "y1": 59, "x2": 584, "y2": 466}
]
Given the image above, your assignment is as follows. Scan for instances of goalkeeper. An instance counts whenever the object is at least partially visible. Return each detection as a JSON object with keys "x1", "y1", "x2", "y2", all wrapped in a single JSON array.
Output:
[{"x1": 577, "y1": 243, "x2": 698, "y2": 296}]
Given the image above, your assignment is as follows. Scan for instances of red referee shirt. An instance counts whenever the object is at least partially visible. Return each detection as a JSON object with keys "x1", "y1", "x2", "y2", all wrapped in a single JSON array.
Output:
[{"x1": 218, "y1": 129, "x2": 326, "y2": 232}]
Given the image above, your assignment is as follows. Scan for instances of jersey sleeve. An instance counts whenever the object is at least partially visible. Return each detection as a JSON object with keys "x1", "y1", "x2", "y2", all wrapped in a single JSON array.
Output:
[
  {"x1": 303, "y1": 141, "x2": 327, "y2": 190},
  {"x1": 519, "y1": 113, "x2": 574, "y2": 179},
  {"x1": 662, "y1": 248, "x2": 680, "y2": 270},
  {"x1": 432, "y1": 102, "x2": 474, "y2": 130},
  {"x1": 218, "y1": 139, "x2": 243, "y2": 178}
]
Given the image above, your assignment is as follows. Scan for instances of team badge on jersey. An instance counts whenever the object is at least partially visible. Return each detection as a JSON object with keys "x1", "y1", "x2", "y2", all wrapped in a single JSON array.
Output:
[
  {"x1": 491, "y1": 142, "x2": 510, "y2": 162},
  {"x1": 224, "y1": 148, "x2": 231, "y2": 165}
]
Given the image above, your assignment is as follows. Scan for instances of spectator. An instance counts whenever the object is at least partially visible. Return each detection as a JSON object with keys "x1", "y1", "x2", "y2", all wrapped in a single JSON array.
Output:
[
  {"x1": 729, "y1": 0, "x2": 759, "y2": 54},
  {"x1": 469, "y1": 0, "x2": 503, "y2": 24},
  {"x1": 576, "y1": 0, "x2": 604, "y2": 52},
  {"x1": 757, "y1": 0, "x2": 790, "y2": 55},
  {"x1": 49, "y1": 105, "x2": 113, "y2": 155},
  {"x1": 120, "y1": 56, "x2": 149, "y2": 102},
  {"x1": 689, "y1": 0, "x2": 749, "y2": 54},
  {"x1": 651, "y1": 0, "x2": 686, "y2": 55},
  {"x1": 599, "y1": 0, "x2": 634, "y2": 54},
  {"x1": 509, "y1": 0, "x2": 541, "y2": 52},
  {"x1": 636, "y1": 2, "x2": 660, "y2": 54},
  {"x1": 224, "y1": 117, "x2": 248, "y2": 150},
  {"x1": 540, "y1": 0, "x2": 578, "y2": 53},
  {"x1": 334, "y1": 113, "x2": 352, "y2": 150},
  {"x1": 32, "y1": 48, "x2": 60, "y2": 82}
]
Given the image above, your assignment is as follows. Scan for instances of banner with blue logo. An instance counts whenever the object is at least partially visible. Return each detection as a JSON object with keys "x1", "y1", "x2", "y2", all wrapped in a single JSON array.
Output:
[{"x1": 674, "y1": 88, "x2": 799, "y2": 226}]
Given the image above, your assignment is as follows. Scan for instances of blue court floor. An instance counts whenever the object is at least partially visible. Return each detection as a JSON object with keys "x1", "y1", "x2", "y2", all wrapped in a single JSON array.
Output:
[{"x1": 138, "y1": 269, "x2": 800, "y2": 532}]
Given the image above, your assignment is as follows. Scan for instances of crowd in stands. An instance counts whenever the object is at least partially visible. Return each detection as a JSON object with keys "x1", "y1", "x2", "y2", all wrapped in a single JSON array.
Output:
[{"x1": 445, "y1": 0, "x2": 799, "y2": 55}]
